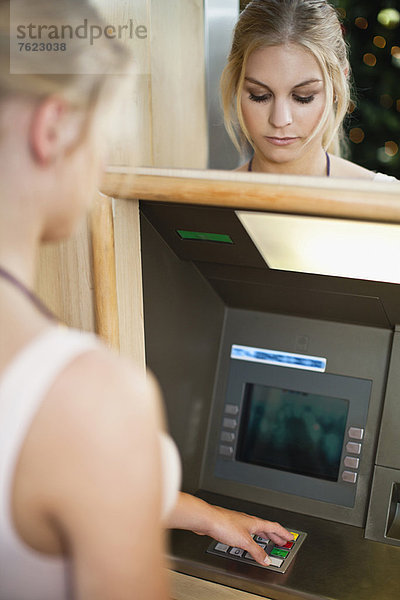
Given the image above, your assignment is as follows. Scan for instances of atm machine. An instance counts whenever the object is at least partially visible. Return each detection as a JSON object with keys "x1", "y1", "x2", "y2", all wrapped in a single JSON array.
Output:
[{"x1": 138, "y1": 189, "x2": 400, "y2": 600}]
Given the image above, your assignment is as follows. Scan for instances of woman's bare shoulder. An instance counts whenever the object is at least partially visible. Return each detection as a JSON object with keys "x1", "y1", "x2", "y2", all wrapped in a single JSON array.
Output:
[
  {"x1": 330, "y1": 155, "x2": 375, "y2": 179},
  {"x1": 47, "y1": 346, "x2": 162, "y2": 431},
  {"x1": 21, "y1": 345, "x2": 163, "y2": 475},
  {"x1": 19, "y1": 345, "x2": 164, "y2": 500}
]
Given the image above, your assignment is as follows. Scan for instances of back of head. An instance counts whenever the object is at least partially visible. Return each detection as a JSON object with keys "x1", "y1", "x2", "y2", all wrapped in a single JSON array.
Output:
[
  {"x1": 221, "y1": 0, "x2": 351, "y2": 157},
  {"x1": 0, "y1": 0, "x2": 131, "y2": 121}
]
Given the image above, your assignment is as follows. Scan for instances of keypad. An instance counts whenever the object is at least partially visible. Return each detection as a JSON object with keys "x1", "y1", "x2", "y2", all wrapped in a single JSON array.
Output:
[{"x1": 207, "y1": 528, "x2": 307, "y2": 574}]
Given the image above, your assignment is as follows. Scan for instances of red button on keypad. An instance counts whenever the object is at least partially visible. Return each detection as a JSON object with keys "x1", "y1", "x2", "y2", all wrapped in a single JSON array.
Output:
[{"x1": 280, "y1": 541, "x2": 294, "y2": 549}]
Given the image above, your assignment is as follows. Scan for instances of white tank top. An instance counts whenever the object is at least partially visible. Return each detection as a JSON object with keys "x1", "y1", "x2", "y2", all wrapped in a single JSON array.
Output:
[
  {"x1": 373, "y1": 172, "x2": 398, "y2": 182},
  {"x1": 0, "y1": 327, "x2": 181, "y2": 600}
]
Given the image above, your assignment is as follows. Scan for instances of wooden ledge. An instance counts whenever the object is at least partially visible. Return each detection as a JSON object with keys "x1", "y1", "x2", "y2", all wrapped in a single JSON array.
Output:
[{"x1": 101, "y1": 167, "x2": 400, "y2": 224}]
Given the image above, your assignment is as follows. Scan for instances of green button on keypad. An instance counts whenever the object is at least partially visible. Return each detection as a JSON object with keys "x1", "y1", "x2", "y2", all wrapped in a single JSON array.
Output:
[{"x1": 270, "y1": 548, "x2": 289, "y2": 559}]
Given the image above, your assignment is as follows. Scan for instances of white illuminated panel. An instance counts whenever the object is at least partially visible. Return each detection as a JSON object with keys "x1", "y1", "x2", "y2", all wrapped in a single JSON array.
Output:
[{"x1": 236, "y1": 211, "x2": 400, "y2": 284}]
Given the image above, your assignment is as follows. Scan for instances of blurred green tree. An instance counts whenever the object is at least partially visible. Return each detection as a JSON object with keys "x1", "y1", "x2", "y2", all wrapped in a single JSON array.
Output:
[{"x1": 333, "y1": 1, "x2": 400, "y2": 176}]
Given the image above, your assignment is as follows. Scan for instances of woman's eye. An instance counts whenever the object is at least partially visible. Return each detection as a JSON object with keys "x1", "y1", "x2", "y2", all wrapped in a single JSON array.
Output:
[
  {"x1": 294, "y1": 94, "x2": 315, "y2": 104},
  {"x1": 249, "y1": 92, "x2": 271, "y2": 103}
]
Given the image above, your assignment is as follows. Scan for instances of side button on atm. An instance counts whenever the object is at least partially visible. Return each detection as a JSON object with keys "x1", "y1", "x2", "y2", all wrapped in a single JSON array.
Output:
[
  {"x1": 219, "y1": 445, "x2": 234, "y2": 457},
  {"x1": 220, "y1": 431, "x2": 235, "y2": 443},
  {"x1": 346, "y1": 442, "x2": 361, "y2": 455},
  {"x1": 342, "y1": 471, "x2": 358, "y2": 483},
  {"x1": 225, "y1": 404, "x2": 239, "y2": 415},
  {"x1": 344, "y1": 456, "x2": 359, "y2": 469},
  {"x1": 223, "y1": 418, "x2": 237, "y2": 429},
  {"x1": 348, "y1": 427, "x2": 364, "y2": 440}
]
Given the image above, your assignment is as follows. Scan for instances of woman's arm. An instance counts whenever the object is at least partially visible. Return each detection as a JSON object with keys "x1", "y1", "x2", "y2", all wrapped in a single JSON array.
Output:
[
  {"x1": 166, "y1": 492, "x2": 293, "y2": 566},
  {"x1": 16, "y1": 348, "x2": 170, "y2": 600}
]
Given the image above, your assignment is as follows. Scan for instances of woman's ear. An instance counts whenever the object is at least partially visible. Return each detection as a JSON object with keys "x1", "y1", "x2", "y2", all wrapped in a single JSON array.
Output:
[{"x1": 29, "y1": 96, "x2": 72, "y2": 165}]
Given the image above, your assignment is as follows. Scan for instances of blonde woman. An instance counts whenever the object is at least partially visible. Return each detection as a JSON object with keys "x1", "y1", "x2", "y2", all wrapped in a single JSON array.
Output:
[
  {"x1": 221, "y1": 0, "x2": 397, "y2": 181},
  {"x1": 0, "y1": 2, "x2": 292, "y2": 598}
]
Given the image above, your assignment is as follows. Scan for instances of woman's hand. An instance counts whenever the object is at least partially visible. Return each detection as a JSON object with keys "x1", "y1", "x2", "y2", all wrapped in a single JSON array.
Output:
[
  {"x1": 204, "y1": 504, "x2": 293, "y2": 566},
  {"x1": 166, "y1": 492, "x2": 293, "y2": 567}
]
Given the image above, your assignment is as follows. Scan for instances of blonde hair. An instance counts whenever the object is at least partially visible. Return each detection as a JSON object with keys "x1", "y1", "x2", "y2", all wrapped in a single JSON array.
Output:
[
  {"x1": 221, "y1": 0, "x2": 351, "y2": 157},
  {"x1": 0, "y1": 0, "x2": 131, "y2": 119}
]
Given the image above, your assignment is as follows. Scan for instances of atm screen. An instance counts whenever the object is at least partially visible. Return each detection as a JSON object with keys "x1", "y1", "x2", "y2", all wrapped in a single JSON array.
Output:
[
  {"x1": 237, "y1": 384, "x2": 349, "y2": 482},
  {"x1": 201, "y1": 313, "x2": 375, "y2": 522}
]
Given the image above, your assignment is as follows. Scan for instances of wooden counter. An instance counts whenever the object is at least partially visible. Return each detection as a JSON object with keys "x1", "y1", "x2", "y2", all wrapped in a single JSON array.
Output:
[{"x1": 169, "y1": 571, "x2": 270, "y2": 600}]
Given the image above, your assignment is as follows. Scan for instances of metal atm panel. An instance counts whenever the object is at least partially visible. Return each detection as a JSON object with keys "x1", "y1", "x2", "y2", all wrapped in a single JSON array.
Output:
[{"x1": 140, "y1": 201, "x2": 400, "y2": 600}]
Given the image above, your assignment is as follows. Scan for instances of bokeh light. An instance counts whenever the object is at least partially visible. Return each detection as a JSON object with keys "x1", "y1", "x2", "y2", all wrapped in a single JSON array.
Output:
[
  {"x1": 392, "y1": 56, "x2": 400, "y2": 68},
  {"x1": 377, "y1": 147, "x2": 392, "y2": 163},
  {"x1": 385, "y1": 141, "x2": 399, "y2": 157},
  {"x1": 355, "y1": 16, "x2": 368, "y2": 29},
  {"x1": 373, "y1": 35, "x2": 386, "y2": 49},
  {"x1": 363, "y1": 53, "x2": 377, "y2": 67},
  {"x1": 391, "y1": 46, "x2": 400, "y2": 67},
  {"x1": 377, "y1": 8, "x2": 400, "y2": 29},
  {"x1": 349, "y1": 128, "x2": 365, "y2": 144}
]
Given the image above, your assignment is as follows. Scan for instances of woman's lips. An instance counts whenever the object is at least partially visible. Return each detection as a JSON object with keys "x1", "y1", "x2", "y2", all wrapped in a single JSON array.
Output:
[{"x1": 265, "y1": 136, "x2": 299, "y2": 146}]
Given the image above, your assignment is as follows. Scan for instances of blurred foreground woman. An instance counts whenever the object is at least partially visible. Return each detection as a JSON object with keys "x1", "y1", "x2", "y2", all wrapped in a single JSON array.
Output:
[{"x1": 0, "y1": 2, "x2": 292, "y2": 599}]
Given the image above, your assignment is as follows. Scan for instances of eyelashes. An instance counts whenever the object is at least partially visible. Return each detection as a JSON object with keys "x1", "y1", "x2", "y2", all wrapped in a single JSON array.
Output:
[
  {"x1": 248, "y1": 92, "x2": 315, "y2": 105},
  {"x1": 295, "y1": 95, "x2": 315, "y2": 104},
  {"x1": 249, "y1": 92, "x2": 271, "y2": 103}
]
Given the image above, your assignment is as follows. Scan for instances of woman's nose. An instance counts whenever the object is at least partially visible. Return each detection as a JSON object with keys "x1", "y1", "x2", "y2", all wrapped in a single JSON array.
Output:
[{"x1": 268, "y1": 99, "x2": 293, "y2": 128}]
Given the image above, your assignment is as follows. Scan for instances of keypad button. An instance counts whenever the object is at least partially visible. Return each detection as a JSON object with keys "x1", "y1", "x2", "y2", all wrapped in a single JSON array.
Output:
[
  {"x1": 342, "y1": 470, "x2": 358, "y2": 483},
  {"x1": 229, "y1": 547, "x2": 244, "y2": 557},
  {"x1": 256, "y1": 543, "x2": 266, "y2": 550},
  {"x1": 270, "y1": 557, "x2": 284, "y2": 568},
  {"x1": 344, "y1": 456, "x2": 359, "y2": 469},
  {"x1": 271, "y1": 548, "x2": 289, "y2": 559},
  {"x1": 290, "y1": 532, "x2": 299, "y2": 541},
  {"x1": 279, "y1": 541, "x2": 294, "y2": 549},
  {"x1": 214, "y1": 542, "x2": 229, "y2": 553},
  {"x1": 255, "y1": 535, "x2": 269, "y2": 544},
  {"x1": 220, "y1": 431, "x2": 235, "y2": 443},
  {"x1": 222, "y1": 417, "x2": 237, "y2": 429},
  {"x1": 348, "y1": 427, "x2": 364, "y2": 440},
  {"x1": 244, "y1": 551, "x2": 255, "y2": 560},
  {"x1": 219, "y1": 445, "x2": 233, "y2": 457},
  {"x1": 225, "y1": 404, "x2": 239, "y2": 415},
  {"x1": 346, "y1": 442, "x2": 361, "y2": 455}
]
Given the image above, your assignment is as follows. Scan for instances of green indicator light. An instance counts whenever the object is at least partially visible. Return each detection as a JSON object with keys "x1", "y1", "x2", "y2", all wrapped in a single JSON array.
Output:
[
  {"x1": 177, "y1": 230, "x2": 233, "y2": 244},
  {"x1": 270, "y1": 548, "x2": 289, "y2": 558}
]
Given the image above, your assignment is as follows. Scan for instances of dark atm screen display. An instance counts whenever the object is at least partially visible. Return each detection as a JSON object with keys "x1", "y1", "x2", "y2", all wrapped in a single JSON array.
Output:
[{"x1": 237, "y1": 384, "x2": 349, "y2": 481}]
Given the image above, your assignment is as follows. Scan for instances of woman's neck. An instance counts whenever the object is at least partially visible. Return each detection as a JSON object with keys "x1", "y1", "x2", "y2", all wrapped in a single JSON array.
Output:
[
  {"x1": 0, "y1": 208, "x2": 40, "y2": 290},
  {"x1": 251, "y1": 146, "x2": 328, "y2": 177}
]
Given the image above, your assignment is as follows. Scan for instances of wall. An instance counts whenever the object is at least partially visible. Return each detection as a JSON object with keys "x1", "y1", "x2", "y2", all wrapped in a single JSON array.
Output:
[{"x1": 35, "y1": 0, "x2": 207, "y2": 366}]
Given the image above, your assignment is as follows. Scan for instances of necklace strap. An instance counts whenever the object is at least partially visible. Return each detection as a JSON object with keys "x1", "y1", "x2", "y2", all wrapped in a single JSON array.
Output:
[
  {"x1": 325, "y1": 151, "x2": 331, "y2": 177},
  {"x1": 0, "y1": 265, "x2": 57, "y2": 321}
]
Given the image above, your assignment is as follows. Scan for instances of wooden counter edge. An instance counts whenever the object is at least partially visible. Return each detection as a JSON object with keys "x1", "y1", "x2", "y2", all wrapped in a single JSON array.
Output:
[
  {"x1": 101, "y1": 167, "x2": 400, "y2": 224},
  {"x1": 169, "y1": 570, "x2": 270, "y2": 600}
]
